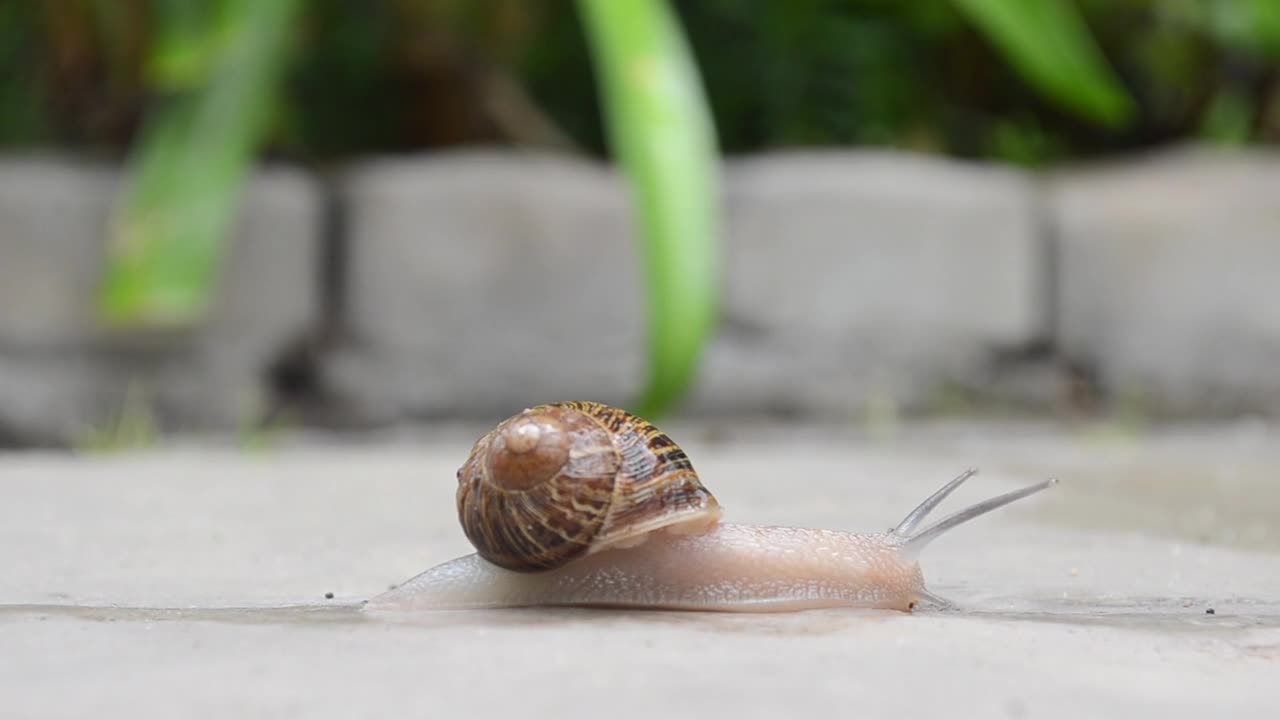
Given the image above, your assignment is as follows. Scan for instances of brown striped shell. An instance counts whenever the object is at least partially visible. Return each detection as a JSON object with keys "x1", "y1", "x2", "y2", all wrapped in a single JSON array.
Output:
[{"x1": 455, "y1": 401, "x2": 723, "y2": 572}]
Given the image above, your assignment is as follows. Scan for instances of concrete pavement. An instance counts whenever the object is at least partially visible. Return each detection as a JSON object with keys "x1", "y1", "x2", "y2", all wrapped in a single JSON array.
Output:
[{"x1": 3, "y1": 421, "x2": 1279, "y2": 718}]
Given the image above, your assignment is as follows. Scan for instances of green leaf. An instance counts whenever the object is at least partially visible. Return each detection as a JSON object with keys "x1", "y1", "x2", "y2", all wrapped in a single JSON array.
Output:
[
  {"x1": 1207, "y1": 0, "x2": 1280, "y2": 57},
  {"x1": 577, "y1": 0, "x2": 722, "y2": 418},
  {"x1": 100, "y1": 0, "x2": 301, "y2": 328},
  {"x1": 1201, "y1": 86, "x2": 1254, "y2": 144},
  {"x1": 1251, "y1": 0, "x2": 1280, "y2": 54},
  {"x1": 951, "y1": 0, "x2": 1135, "y2": 126}
]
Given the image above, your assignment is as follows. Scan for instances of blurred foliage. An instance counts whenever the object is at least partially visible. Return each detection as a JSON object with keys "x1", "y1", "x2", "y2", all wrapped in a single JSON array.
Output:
[
  {"x1": 949, "y1": 0, "x2": 1135, "y2": 125},
  {"x1": 2, "y1": 0, "x2": 1278, "y2": 418},
  {"x1": 74, "y1": 382, "x2": 160, "y2": 453},
  {"x1": 101, "y1": 0, "x2": 301, "y2": 325},
  {"x1": 577, "y1": 0, "x2": 720, "y2": 418},
  {"x1": 4, "y1": 0, "x2": 1278, "y2": 165}
]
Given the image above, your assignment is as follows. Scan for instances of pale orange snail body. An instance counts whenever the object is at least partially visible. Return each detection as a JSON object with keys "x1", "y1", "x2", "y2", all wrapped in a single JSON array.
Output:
[{"x1": 368, "y1": 401, "x2": 1055, "y2": 613}]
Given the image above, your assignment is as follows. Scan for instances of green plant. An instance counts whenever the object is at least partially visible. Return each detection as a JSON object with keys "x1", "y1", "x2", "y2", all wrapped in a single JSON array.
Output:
[
  {"x1": 97, "y1": 0, "x2": 723, "y2": 420},
  {"x1": 951, "y1": 0, "x2": 1134, "y2": 126},
  {"x1": 75, "y1": 381, "x2": 161, "y2": 453},
  {"x1": 100, "y1": 0, "x2": 301, "y2": 326},
  {"x1": 577, "y1": 0, "x2": 720, "y2": 418},
  {"x1": 28, "y1": 0, "x2": 1263, "y2": 422}
]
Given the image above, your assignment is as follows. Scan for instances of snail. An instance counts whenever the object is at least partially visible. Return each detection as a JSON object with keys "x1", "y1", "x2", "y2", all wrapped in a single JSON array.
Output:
[{"x1": 367, "y1": 401, "x2": 1056, "y2": 613}]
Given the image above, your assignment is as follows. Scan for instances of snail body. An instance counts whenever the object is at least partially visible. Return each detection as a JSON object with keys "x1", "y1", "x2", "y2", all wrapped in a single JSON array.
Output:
[{"x1": 368, "y1": 402, "x2": 1055, "y2": 613}]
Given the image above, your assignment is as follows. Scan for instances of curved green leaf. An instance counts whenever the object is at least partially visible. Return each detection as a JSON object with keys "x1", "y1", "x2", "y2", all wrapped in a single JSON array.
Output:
[
  {"x1": 577, "y1": 0, "x2": 722, "y2": 418},
  {"x1": 952, "y1": 0, "x2": 1135, "y2": 126},
  {"x1": 100, "y1": 0, "x2": 301, "y2": 327}
]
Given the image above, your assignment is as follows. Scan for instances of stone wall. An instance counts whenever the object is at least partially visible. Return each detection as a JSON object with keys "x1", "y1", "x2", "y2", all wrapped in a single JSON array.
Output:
[
  {"x1": 0, "y1": 156, "x2": 320, "y2": 445},
  {"x1": 1049, "y1": 147, "x2": 1280, "y2": 416},
  {"x1": 1, "y1": 144, "x2": 1276, "y2": 444}
]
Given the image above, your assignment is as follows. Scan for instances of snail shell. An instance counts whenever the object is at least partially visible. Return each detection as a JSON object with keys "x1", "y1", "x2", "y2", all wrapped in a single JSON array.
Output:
[{"x1": 455, "y1": 401, "x2": 723, "y2": 572}]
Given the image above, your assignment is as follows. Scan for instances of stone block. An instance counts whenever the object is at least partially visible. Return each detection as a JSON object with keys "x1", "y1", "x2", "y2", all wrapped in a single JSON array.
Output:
[
  {"x1": 0, "y1": 155, "x2": 321, "y2": 445},
  {"x1": 690, "y1": 150, "x2": 1044, "y2": 416},
  {"x1": 0, "y1": 159, "x2": 117, "y2": 344},
  {"x1": 1050, "y1": 145, "x2": 1280, "y2": 415},
  {"x1": 329, "y1": 150, "x2": 645, "y2": 421}
]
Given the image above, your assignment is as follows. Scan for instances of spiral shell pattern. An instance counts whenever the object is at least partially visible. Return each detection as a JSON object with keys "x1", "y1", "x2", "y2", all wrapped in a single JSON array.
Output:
[{"x1": 456, "y1": 401, "x2": 722, "y2": 572}]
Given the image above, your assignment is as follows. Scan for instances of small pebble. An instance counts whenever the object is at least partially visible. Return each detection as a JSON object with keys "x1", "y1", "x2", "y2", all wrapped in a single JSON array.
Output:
[
  {"x1": 324, "y1": 592, "x2": 334, "y2": 600},
  {"x1": 1205, "y1": 608, "x2": 1215, "y2": 615}
]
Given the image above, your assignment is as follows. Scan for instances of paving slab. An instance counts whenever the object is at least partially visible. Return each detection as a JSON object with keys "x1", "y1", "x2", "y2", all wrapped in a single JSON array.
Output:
[{"x1": 3, "y1": 422, "x2": 1279, "y2": 718}]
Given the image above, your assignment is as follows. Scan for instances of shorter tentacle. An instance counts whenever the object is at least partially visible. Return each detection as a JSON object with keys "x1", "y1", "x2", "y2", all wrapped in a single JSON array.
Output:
[{"x1": 892, "y1": 468, "x2": 978, "y2": 536}]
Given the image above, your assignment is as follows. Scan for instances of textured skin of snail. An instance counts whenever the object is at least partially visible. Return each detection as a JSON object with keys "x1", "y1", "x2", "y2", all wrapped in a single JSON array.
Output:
[{"x1": 367, "y1": 402, "x2": 1056, "y2": 613}]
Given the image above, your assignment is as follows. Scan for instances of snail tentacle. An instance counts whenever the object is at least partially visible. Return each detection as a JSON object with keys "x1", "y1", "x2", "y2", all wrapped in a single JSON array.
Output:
[
  {"x1": 897, "y1": 477, "x2": 1059, "y2": 559},
  {"x1": 891, "y1": 467, "x2": 979, "y2": 536}
]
